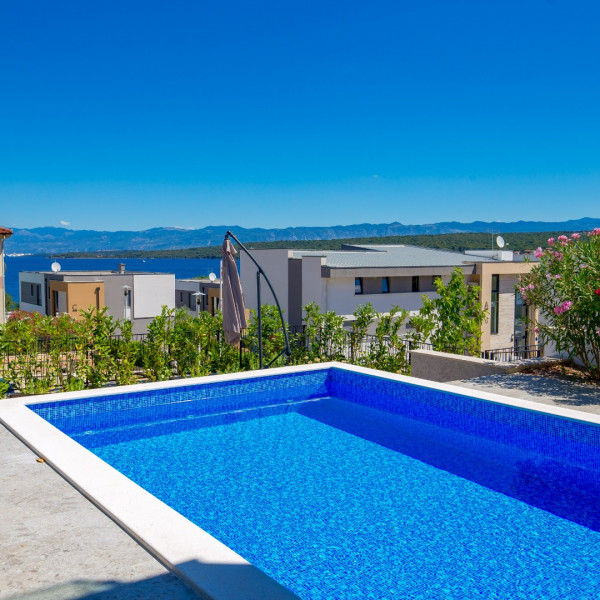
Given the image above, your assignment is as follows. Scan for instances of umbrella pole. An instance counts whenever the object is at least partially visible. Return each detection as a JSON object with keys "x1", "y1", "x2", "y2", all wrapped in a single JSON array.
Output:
[
  {"x1": 257, "y1": 269, "x2": 263, "y2": 369},
  {"x1": 225, "y1": 230, "x2": 291, "y2": 369}
]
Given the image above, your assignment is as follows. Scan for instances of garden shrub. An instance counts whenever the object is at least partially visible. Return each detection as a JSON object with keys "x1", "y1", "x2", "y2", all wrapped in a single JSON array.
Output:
[{"x1": 517, "y1": 230, "x2": 600, "y2": 379}]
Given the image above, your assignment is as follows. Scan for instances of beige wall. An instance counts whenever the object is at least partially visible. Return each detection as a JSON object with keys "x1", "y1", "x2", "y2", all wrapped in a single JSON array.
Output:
[
  {"x1": 49, "y1": 281, "x2": 105, "y2": 319},
  {"x1": 476, "y1": 262, "x2": 535, "y2": 351}
]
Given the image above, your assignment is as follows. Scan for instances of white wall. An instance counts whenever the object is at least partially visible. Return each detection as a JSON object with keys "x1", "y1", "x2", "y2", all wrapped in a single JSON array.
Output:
[
  {"x1": 240, "y1": 249, "x2": 290, "y2": 313},
  {"x1": 324, "y1": 277, "x2": 437, "y2": 316},
  {"x1": 465, "y1": 250, "x2": 514, "y2": 261},
  {"x1": 133, "y1": 274, "x2": 175, "y2": 318}
]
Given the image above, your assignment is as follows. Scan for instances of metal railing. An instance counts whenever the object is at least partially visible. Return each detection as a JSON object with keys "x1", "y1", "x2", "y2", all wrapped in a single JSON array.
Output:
[
  {"x1": 0, "y1": 334, "x2": 149, "y2": 391},
  {"x1": 1, "y1": 327, "x2": 545, "y2": 398},
  {"x1": 411, "y1": 340, "x2": 545, "y2": 363},
  {"x1": 481, "y1": 344, "x2": 544, "y2": 363}
]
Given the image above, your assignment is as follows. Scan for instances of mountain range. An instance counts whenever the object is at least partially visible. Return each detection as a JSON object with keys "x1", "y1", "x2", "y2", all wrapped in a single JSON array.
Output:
[{"x1": 4, "y1": 217, "x2": 600, "y2": 255}]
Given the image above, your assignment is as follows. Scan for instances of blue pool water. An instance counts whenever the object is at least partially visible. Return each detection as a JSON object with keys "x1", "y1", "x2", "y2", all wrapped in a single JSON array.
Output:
[{"x1": 29, "y1": 369, "x2": 600, "y2": 599}]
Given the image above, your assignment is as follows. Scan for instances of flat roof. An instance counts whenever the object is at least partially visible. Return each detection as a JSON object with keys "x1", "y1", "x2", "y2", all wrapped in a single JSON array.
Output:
[
  {"x1": 289, "y1": 244, "x2": 499, "y2": 269},
  {"x1": 176, "y1": 278, "x2": 221, "y2": 282},
  {"x1": 21, "y1": 270, "x2": 173, "y2": 276}
]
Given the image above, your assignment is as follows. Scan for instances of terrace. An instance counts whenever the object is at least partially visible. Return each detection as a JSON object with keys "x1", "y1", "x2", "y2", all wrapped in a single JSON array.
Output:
[{"x1": 2, "y1": 366, "x2": 600, "y2": 599}]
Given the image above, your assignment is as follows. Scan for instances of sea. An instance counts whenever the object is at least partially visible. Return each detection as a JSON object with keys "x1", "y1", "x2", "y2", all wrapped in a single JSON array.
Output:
[{"x1": 4, "y1": 256, "x2": 223, "y2": 305}]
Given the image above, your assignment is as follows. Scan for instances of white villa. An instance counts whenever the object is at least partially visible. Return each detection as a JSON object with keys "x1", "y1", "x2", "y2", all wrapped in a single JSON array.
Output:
[{"x1": 240, "y1": 244, "x2": 537, "y2": 353}]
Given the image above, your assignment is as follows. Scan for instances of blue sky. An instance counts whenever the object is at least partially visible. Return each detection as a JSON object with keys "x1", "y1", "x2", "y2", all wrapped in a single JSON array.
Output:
[{"x1": 1, "y1": 1, "x2": 599, "y2": 231}]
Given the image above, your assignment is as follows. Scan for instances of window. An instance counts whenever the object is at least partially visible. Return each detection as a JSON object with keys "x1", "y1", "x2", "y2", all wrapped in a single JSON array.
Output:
[
  {"x1": 21, "y1": 282, "x2": 42, "y2": 306},
  {"x1": 490, "y1": 274, "x2": 499, "y2": 334},
  {"x1": 382, "y1": 277, "x2": 389, "y2": 293},
  {"x1": 412, "y1": 276, "x2": 420, "y2": 292},
  {"x1": 355, "y1": 277, "x2": 363, "y2": 295}
]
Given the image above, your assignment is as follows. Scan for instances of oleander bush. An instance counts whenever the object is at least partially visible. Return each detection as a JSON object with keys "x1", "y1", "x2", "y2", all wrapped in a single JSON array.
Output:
[{"x1": 517, "y1": 230, "x2": 600, "y2": 379}]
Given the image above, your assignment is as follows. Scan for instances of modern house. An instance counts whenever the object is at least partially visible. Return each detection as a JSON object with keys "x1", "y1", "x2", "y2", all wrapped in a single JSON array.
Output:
[
  {"x1": 18, "y1": 263, "x2": 175, "y2": 334},
  {"x1": 0, "y1": 226, "x2": 14, "y2": 324},
  {"x1": 240, "y1": 244, "x2": 537, "y2": 353},
  {"x1": 175, "y1": 278, "x2": 221, "y2": 316}
]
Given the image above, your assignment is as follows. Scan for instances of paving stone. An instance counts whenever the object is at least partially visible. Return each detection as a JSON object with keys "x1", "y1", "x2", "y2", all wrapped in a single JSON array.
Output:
[
  {"x1": 449, "y1": 372, "x2": 600, "y2": 415},
  {"x1": 0, "y1": 424, "x2": 198, "y2": 600}
]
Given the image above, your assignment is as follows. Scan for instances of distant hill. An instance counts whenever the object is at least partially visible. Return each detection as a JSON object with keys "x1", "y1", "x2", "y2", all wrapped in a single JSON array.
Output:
[
  {"x1": 49, "y1": 230, "x2": 588, "y2": 259},
  {"x1": 5, "y1": 218, "x2": 600, "y2": 255}
]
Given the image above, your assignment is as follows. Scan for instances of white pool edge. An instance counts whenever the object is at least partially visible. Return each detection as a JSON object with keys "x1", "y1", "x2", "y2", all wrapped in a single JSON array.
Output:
[{"x1": 1, "y1": 362, "x2": 599, "y2": 600}]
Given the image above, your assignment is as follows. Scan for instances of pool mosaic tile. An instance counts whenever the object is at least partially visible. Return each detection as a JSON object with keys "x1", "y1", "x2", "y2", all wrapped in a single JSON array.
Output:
[{"x1": 25, "y1": 366, "x2": 600, "y2": 600}]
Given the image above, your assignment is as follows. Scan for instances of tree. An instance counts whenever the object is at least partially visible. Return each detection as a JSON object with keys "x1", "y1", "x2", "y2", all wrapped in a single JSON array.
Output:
[
  {"x1": 5, "y1": 292, "x2": 17, "y2": 312},
  {"x1": 517, "y1": 230, "x2": 600, "y2": 379},
  {"x1": 409, "y1": 267, "x2": 487, "y2": 355}
]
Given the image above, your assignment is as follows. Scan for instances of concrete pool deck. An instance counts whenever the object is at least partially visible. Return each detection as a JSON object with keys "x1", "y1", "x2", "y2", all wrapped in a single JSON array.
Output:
[
  {"x1": 450, "y1": 372, "x2": 600, "y2": 415},
  {"x1": 0, "y1": 422, "x2": 200, "y2": 600},
  {"x1": 2, "y1": 366, "x2": 600, "y2": 599}
]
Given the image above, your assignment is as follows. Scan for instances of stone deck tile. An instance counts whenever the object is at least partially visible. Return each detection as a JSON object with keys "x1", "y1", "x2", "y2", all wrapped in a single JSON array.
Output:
[
  {"x1": 449, "y1": 372, "x2": 600, "y2": 415},
  {"x1": 0, "y1": 424, "x2": 199, "y2": 600}
]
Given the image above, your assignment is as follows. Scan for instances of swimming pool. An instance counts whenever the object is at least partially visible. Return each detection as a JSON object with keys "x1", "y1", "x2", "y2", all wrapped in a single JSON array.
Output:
[{"x1": 2, "y1": 364, "x2": 600, "y2": 599}]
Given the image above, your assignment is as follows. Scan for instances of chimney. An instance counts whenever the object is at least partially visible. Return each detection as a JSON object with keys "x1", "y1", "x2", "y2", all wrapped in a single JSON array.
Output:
[{"x1": 119, "y1": 263, "x2": 125, "y2": 273}]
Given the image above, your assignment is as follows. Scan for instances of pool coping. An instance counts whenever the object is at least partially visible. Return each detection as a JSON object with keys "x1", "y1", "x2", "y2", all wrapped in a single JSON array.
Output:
[{"x1": 1, "y1": 362, "x2": 600, "y2": 599}]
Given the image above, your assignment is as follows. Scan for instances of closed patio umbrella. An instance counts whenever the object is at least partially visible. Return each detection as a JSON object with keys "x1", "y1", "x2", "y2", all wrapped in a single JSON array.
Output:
[{"x1": 221, "y1": 238, "x2": 248, "y2": 345}]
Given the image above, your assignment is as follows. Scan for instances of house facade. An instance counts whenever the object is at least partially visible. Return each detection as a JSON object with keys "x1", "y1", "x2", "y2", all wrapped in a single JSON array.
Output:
[
  {"x1": 240, "y1": 244, "x2": 537, "y2": 352},
  {"x1": 175, "y1": 278, "x2": 221, "y2": 316},
  {"x1": 18, "y1": 264, "x2": 175, "y2": 334}
]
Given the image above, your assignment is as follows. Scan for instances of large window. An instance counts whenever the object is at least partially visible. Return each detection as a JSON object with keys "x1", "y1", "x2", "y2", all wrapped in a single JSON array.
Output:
[
  {"x1": 412, "y1": 276, "x2": 420, "y2": 292},
  {"x1": 355, "y1": 277, "x2": 363, "y2": 295},
  {"x1": 490, "y1": 274, "x2": 499, "y2": 334},
  {"x1": 382, "y1": 277, "x2": 389, "y2": 293}
]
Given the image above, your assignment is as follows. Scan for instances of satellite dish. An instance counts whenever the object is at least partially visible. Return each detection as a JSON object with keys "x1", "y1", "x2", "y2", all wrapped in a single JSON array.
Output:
[
  {"x1": 496, "y1": 236, "x2": 505, "y2": 249},
  {"x1": 51, "y1": 261, "x2": 61, "y2": 272},
  {"x1": 208, "y1": 272, "x2": 217, "y2": 282}
]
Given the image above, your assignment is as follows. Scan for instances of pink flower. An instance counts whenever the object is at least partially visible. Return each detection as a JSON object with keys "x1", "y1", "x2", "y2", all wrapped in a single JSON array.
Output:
[
  {"x1": 555, "y1": 274, "x2": 561, "y2": 279},
  {"x1": 571, "y1": 233, "x2": 580, "y2": 240},
  {"x1": 546, "y1": 273, "x2": 552, "y2": 280},
  {"x1": 595, "y1": 289, "x2": 600, "y2": 297},
  {"x1": 548, "y1": 237, "x2": 555, "y2": 245},
  {"x1": 534, "y1": 247, "x2": 543, "y2": 258},
  {"x1": 554, "y1": 252, "x2": 563, "y2": 261},
  {"x1": 589, "y1": 228, "x2": 600, "y2": 237},
  {"x1": 558, "y1": 235, "x2": 569, "y2": 246},
  {"x1": 528, "y1": 283, "x2": 535, "y2": 290},
  {"x1": 554, "y1": 300, "x2": 573, "y2": 315}
]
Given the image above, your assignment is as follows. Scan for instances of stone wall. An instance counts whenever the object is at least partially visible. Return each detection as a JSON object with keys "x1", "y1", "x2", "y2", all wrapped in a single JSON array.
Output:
[{"x1": 410, "y1": 348, "x2": 534, "y2": 383}]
